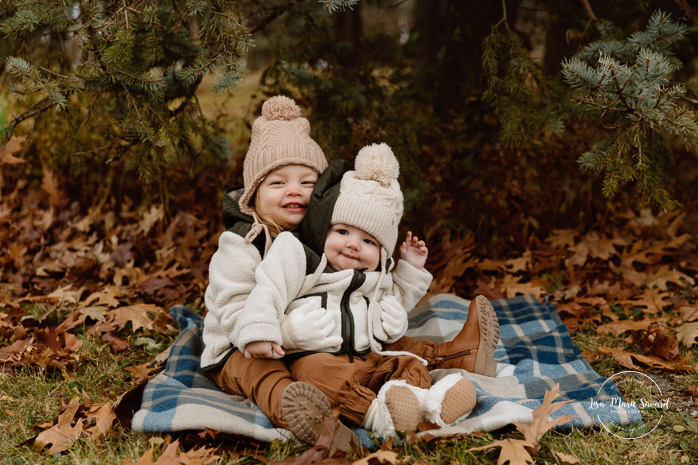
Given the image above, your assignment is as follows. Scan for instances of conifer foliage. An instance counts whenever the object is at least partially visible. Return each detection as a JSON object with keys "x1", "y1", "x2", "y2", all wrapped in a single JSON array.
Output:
[
  {"x1": 1, "y1": 0, "x2": 252, "y2": 180},
  {"x1": 482, "y1": 27, "x2": 565, "y2": 147},
  {"x1": 562, "y1": 11, "x2": 698, "y2": 208}
]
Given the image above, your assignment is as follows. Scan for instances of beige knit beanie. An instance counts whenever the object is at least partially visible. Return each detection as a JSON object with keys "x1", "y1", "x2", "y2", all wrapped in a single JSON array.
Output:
[
  {"x1": 239, "y1": 96, "x2": 328, "y2": 216},
  {"x1": 331, "y1": 143, "x2": 404, "y2": 255}
]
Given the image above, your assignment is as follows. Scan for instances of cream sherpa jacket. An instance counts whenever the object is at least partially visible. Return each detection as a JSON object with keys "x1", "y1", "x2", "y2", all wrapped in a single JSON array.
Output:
[
  {"x1": 245, "y1": 231, "x2": 433, "y2": 358},
  {"x1": 201, "y1": 230, "x2": 263, "y2": 370}
]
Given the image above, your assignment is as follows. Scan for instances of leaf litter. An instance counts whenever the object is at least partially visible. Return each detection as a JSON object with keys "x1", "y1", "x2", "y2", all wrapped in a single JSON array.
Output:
[{"x1": 1, "y1": 166, "x2": 698, "y2": 462}]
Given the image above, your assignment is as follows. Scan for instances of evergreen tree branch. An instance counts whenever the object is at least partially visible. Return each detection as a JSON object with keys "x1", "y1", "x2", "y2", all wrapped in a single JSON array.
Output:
[
  {"x1": 495, "y1": 0, "x2": 511, "y2": 31},
  {"x1": 2, "y1": 98, "x2": 53, "y2": 139}
]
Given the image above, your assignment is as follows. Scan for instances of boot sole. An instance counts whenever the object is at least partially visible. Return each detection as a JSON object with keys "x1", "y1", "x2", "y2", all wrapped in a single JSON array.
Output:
[
  {"x1": 473, "y1": 296, "x2": 500, "y2": 377},
  {"x1": 440, "y1": 378, "x2": 477, "y2": 424},
  {"x1": 281, "y1": 382, "x2": 359, "y2": 451}
]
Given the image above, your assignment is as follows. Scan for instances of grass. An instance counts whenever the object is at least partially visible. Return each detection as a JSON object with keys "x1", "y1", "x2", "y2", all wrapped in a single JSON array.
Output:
[{"x1": 2, "y1": 315, "x2": 697, "y2": 465}]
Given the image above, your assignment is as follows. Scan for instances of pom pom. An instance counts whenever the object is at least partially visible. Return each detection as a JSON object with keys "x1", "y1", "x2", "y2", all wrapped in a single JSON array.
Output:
[
  {"x1": 262, "y1": 96, "x2": 302, "y2": 121},
  {"x1": 354, "y1": 143, "x2": 399, "y2": 185}
]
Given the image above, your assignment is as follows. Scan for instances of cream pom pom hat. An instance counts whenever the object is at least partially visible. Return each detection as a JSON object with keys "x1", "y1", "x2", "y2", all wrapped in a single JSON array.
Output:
[
  {"x1": 331, "y1": 143, "x2": 404, "y2": 255},
  {"x1": 239, "y1": 95, "x2": 328, "y2": 216}
]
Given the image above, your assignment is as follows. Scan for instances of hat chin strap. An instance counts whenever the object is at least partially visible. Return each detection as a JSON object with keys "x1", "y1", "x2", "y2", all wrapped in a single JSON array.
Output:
[
  {"x1": 366, "y1": 248, "x2": 428, "y2": 366},
  {"x1": 244, "y1": 211, "x2": 273, "y2": 258}
]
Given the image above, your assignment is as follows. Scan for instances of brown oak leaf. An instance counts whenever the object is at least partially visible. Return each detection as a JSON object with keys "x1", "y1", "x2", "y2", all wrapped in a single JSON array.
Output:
[
  {"x1": 107, "y1": 304, "x2": 160, "y2": 332},
  {"x1": 513, "y1": 383, "x2": 577, "y2": 457},
  {"x1": 595, "y1": 346, "x2": 693, "y2": 371},
  {"x1": 596, "y1": 318, "x2": 668, "y2": 336},
  {"x1": 468, "y1": 438, "x2": 534, "y2": 465},
  {"x1": 34, "y1": 399, "x2": 84, "y2": 453},
  {"x1": 0, "y1": 135, "x2": 27, "y2": 165},
  {"x1": 501, "y1": 274, "x2": 546, "y2": 301},
  {"x1": 676, "y1": 322, "x2": 698, "y2": 348}
]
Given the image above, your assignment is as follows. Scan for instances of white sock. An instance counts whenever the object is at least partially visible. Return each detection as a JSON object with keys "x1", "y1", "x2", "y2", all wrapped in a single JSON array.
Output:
[{"x1": 361, "y1": 398, "x2": 380, "y2": 430}]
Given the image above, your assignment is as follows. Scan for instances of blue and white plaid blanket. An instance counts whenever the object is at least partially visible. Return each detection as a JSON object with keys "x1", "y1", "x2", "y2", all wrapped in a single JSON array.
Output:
[{"x1": 131, "y1": 294, "x2": 641, "y2": 445}]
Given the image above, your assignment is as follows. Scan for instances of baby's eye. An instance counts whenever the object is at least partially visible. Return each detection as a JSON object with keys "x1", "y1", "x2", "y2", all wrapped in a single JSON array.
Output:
[
  {"x1": 302, "y1": 181, "x2": 316, "y2": 186},
  {"x1": 363, "y1": 239, "x2": 374, "y2": 245},
  {"x1": 337, "y1": 229, "x2": 348, "y2": 235}
]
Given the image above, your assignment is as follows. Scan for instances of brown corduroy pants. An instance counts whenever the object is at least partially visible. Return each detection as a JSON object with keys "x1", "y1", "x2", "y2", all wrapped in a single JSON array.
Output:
[
  {"x1": 208, "y1": 350, "x2": 294, "y2": 429},
  {"x1": 208, "y1": 337, "x2": 438, "y2": 429},
  {"x1": 287, "y1": 350, "x2": 431, "y2": 427}
]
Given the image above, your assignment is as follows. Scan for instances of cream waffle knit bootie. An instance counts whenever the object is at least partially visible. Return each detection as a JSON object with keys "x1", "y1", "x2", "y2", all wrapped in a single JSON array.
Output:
[
  {"x1": 423, "y1": 373, "x2": 477, "y2": 428},
  {"x1": 362, "y1": 374, "x2": 477, "y2": 440}
]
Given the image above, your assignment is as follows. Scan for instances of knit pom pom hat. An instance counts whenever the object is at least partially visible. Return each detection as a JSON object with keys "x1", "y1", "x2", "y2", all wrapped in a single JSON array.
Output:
[
  {"x1": 239, "y1": 96, "x2": 328, "y2": 216},
  {"x1": 331, "y1": 143, "x2": 404, "y2": 255}
]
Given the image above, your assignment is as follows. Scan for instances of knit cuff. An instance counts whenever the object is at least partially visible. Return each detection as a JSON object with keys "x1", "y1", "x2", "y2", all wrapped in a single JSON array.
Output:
[
  {"x1": 236, "y1": 322, "x2": 283, "y2": 354},
  {"x1": 395, "y1": 259, "x2": 433, "y2": 286}
]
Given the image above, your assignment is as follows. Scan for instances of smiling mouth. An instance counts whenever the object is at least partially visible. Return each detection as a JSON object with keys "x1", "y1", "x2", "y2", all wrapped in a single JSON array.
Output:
[{"x1": 282, "y1": 203, "x2": 306, "y2": 209}]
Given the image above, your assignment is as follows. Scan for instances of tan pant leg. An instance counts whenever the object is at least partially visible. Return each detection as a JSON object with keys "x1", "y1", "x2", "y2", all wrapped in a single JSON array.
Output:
[
  {"x1": 208, "y1": 350, "x2": 294, "y2": 429},
  {"x1": 287, "y1": 353, "x2": 376, "y2": 427},
  {"x1": 364, "y1": 352, "x2": 432, "y2": 392},
  {"x1": 383, "y1": 336, "x2": 438, "y2": 366}
]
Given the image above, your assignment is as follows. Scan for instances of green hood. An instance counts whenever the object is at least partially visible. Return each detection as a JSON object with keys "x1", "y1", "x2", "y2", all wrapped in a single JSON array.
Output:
[
  {"x1": 222, "y1": 186, "x2": 250, "y2": 230},
  {"x1": 220, "y1": 182, "x2": 336, "y2": 274},
  {"x1": 300, "y1": 159, "x2": 354, "y2": 256}
]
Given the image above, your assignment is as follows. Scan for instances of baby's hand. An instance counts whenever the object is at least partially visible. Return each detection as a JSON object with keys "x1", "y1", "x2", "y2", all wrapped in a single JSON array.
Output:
[
  {"x1": 399, "y1": 231, "x2": 428, "y2": 269},
  {"x1": 244, "y1": 341, "x2": 285, "y2": 359}
]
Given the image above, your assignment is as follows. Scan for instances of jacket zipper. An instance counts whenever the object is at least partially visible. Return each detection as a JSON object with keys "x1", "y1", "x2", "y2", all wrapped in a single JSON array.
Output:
[{"x1": 340, "y1": 269, "x2": 365, "y2": 362}]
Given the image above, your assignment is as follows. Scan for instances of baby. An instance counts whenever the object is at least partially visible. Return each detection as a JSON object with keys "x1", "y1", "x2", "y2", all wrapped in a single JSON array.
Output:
[{"x1": 243, "y1": 143, "x2": 477, "y2": 440}]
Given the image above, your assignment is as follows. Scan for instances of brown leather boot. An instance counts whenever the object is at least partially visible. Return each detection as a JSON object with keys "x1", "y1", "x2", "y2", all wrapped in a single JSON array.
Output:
[
  {"x1": 281, "y1": 382, "x2": 359, "y2": 451},
  {"x1": 429, "y1": 295, "x2": 499, "y2": 377}
]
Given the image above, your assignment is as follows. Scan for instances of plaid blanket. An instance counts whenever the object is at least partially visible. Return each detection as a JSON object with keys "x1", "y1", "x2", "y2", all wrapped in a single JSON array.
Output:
[{"x1": 131, "y1": 294, "x2": 641, "y2": 446}]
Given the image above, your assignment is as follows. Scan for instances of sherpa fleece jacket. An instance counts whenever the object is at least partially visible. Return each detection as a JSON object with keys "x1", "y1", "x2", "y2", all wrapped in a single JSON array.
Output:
[
  {"x1": 245, "y1": 231, "x2": 433, "y2": 358},
  {"x1": 200, "y1": 187, "x2": 266, "y2": 370},
  {"x1": 201, "y1": 186, "x2": 326, "y2": 371}
]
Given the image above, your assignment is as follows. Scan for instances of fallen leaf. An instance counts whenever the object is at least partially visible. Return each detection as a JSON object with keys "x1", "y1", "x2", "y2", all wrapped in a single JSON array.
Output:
[
  {"x1": 125, "y1": 363, "x2": 159, "y2": 384},
  {"x1": 678, "y1": 306, "x2": 698, "y2": 323},
  {"x1": 513, "y1": 383, "x2": 577, "y2": 457},
  {"x1": 566, "y1": 232, "x2": 626, "y2": 267},
  {"x1": 0, "y1": 135, "x2": 27, "y2": 165},
  {"x1": 84, "y1": 403, "x2": 117, "y2": 440},
  {"x1": 81, "y1": 286, "x2": 125, "y2": 308},
  {"x1": 123, "y1": 446, "x2": 156, "y2": 465},
  {"x1": 676, "y1": 322, "x2": 698, "y2": 348},
  {"x1": 596, "y1": 318, "x2": 668, "y2": 336},
  {"x1": 42, "y1": 168, "x2": 64, "y2": 207},
  {"x1": 178, "y1": 446, "x2": 220, "y2": 465},
  {"x1": 640, "y1": 324, "x2": 680, "y2": 361},
  {"x1": 552, "y1": 450, "x2": 581, "y2": 464},
  {"x1": 595, "y1": 346, "x2": 693, "y2": 371},
  {"x1": 468, "y1": 438, "x2": 534, "y2": 465},
  {"x1": 107, "y1": 304, "x2": 160, "y2": 332},
  {"x1": 48, "y1": 284, "x2": 86, "y2": 306},
  {"x1": 474, "y1": 279, "x2": 506, "y2": 300},
  {"x1": 505, "y1": 251, "x2": 532, "y2": 273},
  {"x1": 545, "y1": 229, "x2": 578, "y2": 250},
  {"x1": 34, "y1": 399, "x2": 84, "y2": 453},
  {"x1": 102, "y1": 332, "x2": 130, "y2": 352},
  {"x1": 501, "y1": 275, "x2": 546, "y2": 301},
  {"x1": 645, "y1": 265, "x2": 695, "y2": 290},
  {"x1": 352, "y1": 449, "x2": 400, "y2": 465},
  {"x1": 137, "y1": 205, "x2": 165, "y2": 236}
]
